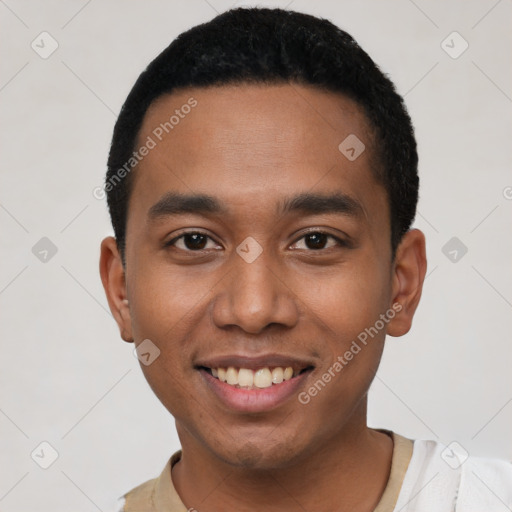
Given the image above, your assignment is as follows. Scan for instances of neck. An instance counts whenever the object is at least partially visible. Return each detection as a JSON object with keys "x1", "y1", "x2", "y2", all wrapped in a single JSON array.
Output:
[{"x1": 172, "y1": 408, "x2": 393, "y2": 512}]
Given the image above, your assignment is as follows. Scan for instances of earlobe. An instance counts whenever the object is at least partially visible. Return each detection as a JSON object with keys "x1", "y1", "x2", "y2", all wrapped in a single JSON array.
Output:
[
  {"x1": 99, "y1": 237, "x2": 134, "y2": 343},
  {"x1": 387, "y1": 229, "x2": 427, "y2": 337}
]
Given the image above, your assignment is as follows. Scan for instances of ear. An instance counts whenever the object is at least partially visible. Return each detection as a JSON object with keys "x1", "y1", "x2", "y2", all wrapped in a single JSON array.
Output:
[
  {"x1": 387, "y1": 229, "x2": 427, "y2": 337},
  {"x1": 99, "y1": 236, "x2": 133, "y2": 343}
]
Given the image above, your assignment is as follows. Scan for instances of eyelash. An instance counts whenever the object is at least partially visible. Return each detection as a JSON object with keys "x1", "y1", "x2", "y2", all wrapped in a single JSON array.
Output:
[{"x1": 165, "y1": 230, "x2": 348, "y2": 253}]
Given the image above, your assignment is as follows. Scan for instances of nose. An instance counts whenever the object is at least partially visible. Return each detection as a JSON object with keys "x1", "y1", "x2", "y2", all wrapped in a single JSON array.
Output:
[{"x1": 211, "y1": 249, "x2": 299, "y2": 334}]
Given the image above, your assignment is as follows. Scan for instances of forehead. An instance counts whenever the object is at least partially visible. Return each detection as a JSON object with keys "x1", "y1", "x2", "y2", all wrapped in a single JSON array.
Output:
[
  {"x1": 128, "y1": 83, "x2": 386, "y2": 228},
  {"x1": 138, "y1": 83, "x2": 373, "y2": 167}
]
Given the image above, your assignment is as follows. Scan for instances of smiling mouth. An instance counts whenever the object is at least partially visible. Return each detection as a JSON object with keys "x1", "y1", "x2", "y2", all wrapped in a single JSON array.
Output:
[{"x1": 199, "y1": 365, "x2": 313, "y2": 390}]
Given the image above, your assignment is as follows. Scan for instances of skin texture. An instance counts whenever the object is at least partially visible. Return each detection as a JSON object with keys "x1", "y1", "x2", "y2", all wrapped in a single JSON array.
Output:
[{"x1": 100, "y1": 84, "x2": 427, "y2": 511}]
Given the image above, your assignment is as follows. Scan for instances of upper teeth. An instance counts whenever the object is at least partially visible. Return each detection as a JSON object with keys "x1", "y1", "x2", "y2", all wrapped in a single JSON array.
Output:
[{"x1": 211, "y1": 366, "x2": 295, "y2": 388}]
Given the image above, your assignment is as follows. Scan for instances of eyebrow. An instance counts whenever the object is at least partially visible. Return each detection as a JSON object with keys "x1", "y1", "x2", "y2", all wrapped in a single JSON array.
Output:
[
  {"x1": 277, "y1": 192, "x2": 363, "y2": 218},
  {"x1": 147, "y1": 191, "x2": 363, "y2": 222},
  {"x1": 148, "y1": 192, "x2": 228, "y2": 220}
]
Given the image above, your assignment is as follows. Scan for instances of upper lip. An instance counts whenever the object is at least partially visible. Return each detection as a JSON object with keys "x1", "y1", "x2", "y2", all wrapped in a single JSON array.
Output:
[{"x1": 195, "y1": 353, "x2": 315, "y2": 373}]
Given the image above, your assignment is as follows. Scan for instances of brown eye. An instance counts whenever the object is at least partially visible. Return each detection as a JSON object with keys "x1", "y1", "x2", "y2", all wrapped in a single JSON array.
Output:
[
  {"x1": 182, "y1": 233, "x2": 208, "y2": 250},
  {"x1": 291, "y1": 231, "x2": 345, "y2": 251},
  {"x1": 166, "y1": 232, "x2": 218, "y2": 251},
  {"x1": 304, "y1": 233, "x2": 329, "y2": 250}
]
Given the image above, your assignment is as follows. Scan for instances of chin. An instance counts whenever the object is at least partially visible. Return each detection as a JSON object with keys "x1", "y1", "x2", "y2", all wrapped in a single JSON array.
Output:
[{"x1": 213, "y1": 436, "x2": 309, "y2": 471}]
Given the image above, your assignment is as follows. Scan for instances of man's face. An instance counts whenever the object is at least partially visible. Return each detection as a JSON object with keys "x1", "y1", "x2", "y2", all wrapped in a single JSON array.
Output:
[{"x1": 111, "y1": 84, "x2": 405, "y2": 468}]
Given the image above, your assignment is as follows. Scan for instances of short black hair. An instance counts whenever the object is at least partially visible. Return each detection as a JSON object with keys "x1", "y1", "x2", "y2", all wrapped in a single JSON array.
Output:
[{"x1": 106, "y1": 7, "x2": 418, "y2": 263}]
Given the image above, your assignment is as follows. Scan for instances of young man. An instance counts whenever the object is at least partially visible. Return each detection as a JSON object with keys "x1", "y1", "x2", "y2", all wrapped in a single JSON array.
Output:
[{"x1": 100, "y1": 7, "x2": 512, "y2": 512}]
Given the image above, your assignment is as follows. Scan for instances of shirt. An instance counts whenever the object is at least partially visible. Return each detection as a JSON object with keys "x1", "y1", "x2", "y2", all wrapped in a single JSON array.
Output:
[{"x1": 113, "y1": 429, "x2": 512, "y2": 511}]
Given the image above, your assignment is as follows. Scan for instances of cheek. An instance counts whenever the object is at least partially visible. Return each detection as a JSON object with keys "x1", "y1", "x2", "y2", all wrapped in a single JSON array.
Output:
[
  {"x1": 127, "y1": 257, "x2": 212, "y2": 340},
  {"x1": 126, "y1": 266, "x2": 203, "y2": 407},
  {"x1": 301, "y1": 262, "x2": 390, "y2": 338},
  {"x1": 298, "y1": 262, "x2": 390, "y2": 398},
  {"x1": 137, "y1": 356, "x2": 201, "y2": 428}
]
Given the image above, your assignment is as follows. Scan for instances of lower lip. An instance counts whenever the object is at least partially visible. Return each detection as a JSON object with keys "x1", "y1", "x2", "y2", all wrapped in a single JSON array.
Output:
[{"x1": 199, "y1": 369, "x2": 312, "y2": 413}]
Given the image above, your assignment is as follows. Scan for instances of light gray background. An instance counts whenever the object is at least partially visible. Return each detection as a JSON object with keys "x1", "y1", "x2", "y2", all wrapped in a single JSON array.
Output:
[{"x1": 1, "y1": 0, "x2": 511, "y2": 510}]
